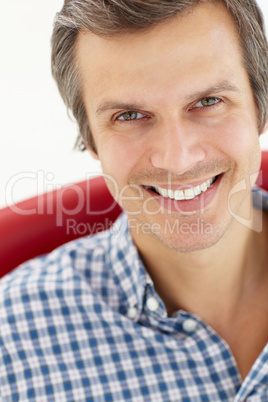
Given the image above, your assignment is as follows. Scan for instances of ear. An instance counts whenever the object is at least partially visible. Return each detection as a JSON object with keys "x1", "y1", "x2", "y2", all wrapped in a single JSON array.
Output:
[
  {"x1": 261, "y1": 120, "x2": 268, "y2": 135},
  {"x1": 260, "y1": 113, "x2": 268, "y2": 135},
  {"x1": 88, "y1": 148, "x2": 100, "y2": 160},
  {"x1": 84, "y1": 142, "x2": 99, "y2": 160}
]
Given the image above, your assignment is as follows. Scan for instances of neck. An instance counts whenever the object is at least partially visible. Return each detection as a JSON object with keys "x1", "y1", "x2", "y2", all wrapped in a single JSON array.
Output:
[{"x1": 130, "y1": 207, "x2": 267, "y2": 325}]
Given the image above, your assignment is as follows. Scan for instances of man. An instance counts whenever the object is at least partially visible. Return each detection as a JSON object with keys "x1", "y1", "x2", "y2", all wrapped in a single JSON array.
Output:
[{"x1": 1, "y1": 0, "x2": 268, "y2": 400}]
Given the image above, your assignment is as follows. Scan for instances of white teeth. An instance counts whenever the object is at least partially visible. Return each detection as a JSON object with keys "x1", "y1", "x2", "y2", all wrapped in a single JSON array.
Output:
[
  {"x1": 184, "y1": 188, "x2": 195, "y2": 199},
  {"x1": 200, "y1": 183, "x2": 207, "y2": 192},
  {"x1": 168, "y1": 189, "x2": 174, "y2": 199},
  {"x1": 194, "y1": 185, "x2": 201, "y2": 196},
  {"x1": 206, "y1": 178, "x2": 213, "y2": 187},
  {"x1": 174, "y1": 190, "x2": 184, "y2": 200},
  {"x1": 153, "y1": 177, "x2": 216, "y2": 201}
]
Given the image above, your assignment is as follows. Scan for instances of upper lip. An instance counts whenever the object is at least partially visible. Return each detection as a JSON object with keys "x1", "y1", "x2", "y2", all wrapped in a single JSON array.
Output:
[{"x1": 143, "y1": 174, "x2": 219, "y2": 190}]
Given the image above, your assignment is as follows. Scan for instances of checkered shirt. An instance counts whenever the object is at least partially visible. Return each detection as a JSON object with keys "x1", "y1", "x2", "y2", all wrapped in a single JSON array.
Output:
[{"x1": 1, "y1": 188, "x2": 268, "y2": 401}]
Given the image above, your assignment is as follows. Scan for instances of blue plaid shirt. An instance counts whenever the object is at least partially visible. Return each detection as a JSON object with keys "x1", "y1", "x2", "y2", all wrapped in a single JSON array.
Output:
[{"x1": 1, "y1": 189, "x2": 268, "y2": 401}]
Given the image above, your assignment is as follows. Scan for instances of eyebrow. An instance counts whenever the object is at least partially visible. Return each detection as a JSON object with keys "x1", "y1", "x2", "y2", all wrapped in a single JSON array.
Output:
[
  {"x1": 184, "y1": 81, "x2": 241, "y2": 102},
  {"x1": 96, "y1": 102, "x2": 145, "y2": 116},
  {"x1": 95, "y1": 81, "x2": 242, "y2": 116}
]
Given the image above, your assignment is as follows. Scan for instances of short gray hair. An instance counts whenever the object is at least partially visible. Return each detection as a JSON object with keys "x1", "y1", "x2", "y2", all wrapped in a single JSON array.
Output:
[{"x1": 51, "y1": 0, "x2": 268, "y2": 152}]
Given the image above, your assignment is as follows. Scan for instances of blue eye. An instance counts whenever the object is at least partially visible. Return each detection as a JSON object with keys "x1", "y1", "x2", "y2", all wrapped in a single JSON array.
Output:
[
  {"x1": 193, "y1": 97, "x2": 221, "y2": 108},
  {"x1": 117, "y1": 111, "x2": 145, "y2": 121}
]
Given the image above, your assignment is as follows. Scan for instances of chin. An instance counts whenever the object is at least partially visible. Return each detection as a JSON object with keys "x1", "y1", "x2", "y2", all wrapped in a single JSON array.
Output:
[{"x1": 151, "y1": 220, "x2": 230, "y2": 254}]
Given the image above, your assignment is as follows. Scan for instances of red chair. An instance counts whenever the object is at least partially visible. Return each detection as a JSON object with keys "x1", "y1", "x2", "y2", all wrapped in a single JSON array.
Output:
[
  {"x1": 0, "y1": 177, "x2": 122, "y2": 278},
  {"x1": 1, "y1": 151, "x2": 268, "y2": 278}
]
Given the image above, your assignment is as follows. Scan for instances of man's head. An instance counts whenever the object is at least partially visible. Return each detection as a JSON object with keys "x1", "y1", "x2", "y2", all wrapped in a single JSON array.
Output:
[
  {"x1": 52, "y1": 0, "x2": 268, "y2": 253},
  {"x1": 51, "y1": 0, "x2": 268, "y2": 153}
]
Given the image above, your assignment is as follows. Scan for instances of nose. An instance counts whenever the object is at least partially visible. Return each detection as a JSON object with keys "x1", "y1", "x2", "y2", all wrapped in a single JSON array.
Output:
[{"x1": 150, "y1": 120, "x2": 206, "y2": 175}]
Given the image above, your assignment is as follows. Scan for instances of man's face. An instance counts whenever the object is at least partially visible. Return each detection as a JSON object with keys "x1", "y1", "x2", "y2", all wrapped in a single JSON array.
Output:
[{"x1": 77, "y1": 2, "x2": 263, "y2": 252}]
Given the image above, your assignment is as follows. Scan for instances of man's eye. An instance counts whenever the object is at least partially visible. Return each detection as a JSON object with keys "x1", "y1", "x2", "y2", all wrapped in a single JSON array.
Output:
[
  {"x1": 193, "y1": 97, "x2": 221, "y2": 108},
  {"x1": 117, "y1": 111, "x2": 145, "y2": 121}
]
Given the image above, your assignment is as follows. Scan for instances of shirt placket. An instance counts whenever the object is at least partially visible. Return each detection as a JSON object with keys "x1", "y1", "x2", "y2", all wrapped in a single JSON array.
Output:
[{"x1": 140, "y1": 285, "x2": 243, "y2": 400}]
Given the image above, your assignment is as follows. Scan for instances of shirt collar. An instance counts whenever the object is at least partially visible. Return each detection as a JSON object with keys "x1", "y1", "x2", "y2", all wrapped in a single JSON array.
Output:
[
  {"x1": 107, "y1": 186, "x2": 268, "y2": 321},
  {"x1": 252, "y1": 185, "x2": 268, "y2": 211},
  {"x1": 107, "y1": 213, "x2": 153, "y2": 318}
]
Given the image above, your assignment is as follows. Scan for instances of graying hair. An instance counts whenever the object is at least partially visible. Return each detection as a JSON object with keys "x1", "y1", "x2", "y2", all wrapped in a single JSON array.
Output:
[{"x1": 51, "y1": 0, "x2": 268, "y2": 152}]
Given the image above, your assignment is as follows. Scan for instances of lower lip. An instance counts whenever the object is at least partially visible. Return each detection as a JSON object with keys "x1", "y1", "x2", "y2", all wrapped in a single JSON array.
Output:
[{"x1": 145, "y1": 175, "x2": 223, "y2": 213}]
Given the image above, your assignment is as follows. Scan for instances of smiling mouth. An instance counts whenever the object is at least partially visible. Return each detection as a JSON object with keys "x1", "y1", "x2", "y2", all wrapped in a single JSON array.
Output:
[{"x1": 146, "y1": 175, "x2": 219, "y2": 201}]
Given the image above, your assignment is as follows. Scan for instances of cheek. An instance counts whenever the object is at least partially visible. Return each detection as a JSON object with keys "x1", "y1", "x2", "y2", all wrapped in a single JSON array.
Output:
[
  {"x1": 97, "y1": 135, "x2": 146, "y2": 184},
  {"x1": 210, "y1": 116, "x2": 259, "y2": 155},
  {"x1": 214, "y1": 117, "x2": 261, "y2": 180}
]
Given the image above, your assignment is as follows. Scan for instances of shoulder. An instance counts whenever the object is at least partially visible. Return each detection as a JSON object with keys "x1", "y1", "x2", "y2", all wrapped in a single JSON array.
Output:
[
  {"x1": 0, "y1": 226, "x2": 109, "y2": 295},
  {"x1": 0, "y1": 213, "x2": 129, "y2": 317},
  {"x1": 0, "y1": 213, "x2": 135, "y2": 399}
]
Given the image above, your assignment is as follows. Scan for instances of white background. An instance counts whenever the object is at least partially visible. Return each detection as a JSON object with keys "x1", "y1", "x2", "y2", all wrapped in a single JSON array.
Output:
[{"x1": 1, "y1": 0, "x2": 268, "y2": 208}]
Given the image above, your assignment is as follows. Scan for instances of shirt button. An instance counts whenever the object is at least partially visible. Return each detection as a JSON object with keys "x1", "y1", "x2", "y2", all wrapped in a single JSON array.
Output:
[
  {"x1": 146, "y1": 297, "x2": 159, "y2": 312},
  {"x1": 127, "y1": 307, "x2": 138, "y2": 320},
  {"x1": 182, "y1": 318, "x2": 197, "y2": 333}
]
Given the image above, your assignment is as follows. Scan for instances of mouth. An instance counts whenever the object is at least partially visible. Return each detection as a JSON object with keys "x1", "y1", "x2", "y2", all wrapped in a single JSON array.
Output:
[{"x1": 145, "y1": 175, "x2": 220, "y2": 201}]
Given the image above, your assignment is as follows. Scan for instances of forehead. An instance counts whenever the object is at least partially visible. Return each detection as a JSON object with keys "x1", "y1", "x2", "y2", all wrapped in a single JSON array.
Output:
[{"x1": 76, "y1": 1, "x2": 248, "y2": 111}]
